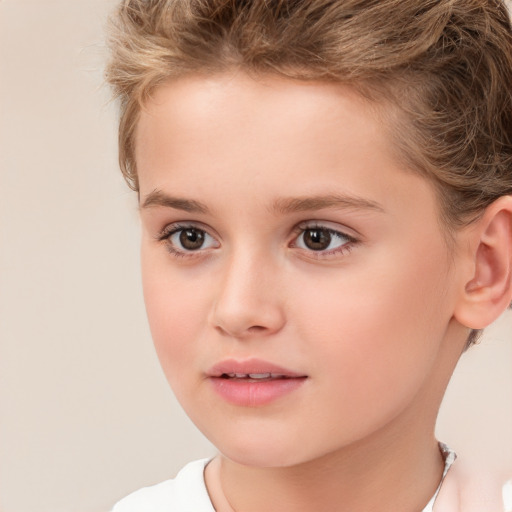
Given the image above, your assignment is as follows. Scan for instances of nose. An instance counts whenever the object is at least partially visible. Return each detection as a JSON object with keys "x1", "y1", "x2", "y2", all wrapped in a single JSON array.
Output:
[{"x1": 209, "y1": 248, "x2": 286, "y2": 339}]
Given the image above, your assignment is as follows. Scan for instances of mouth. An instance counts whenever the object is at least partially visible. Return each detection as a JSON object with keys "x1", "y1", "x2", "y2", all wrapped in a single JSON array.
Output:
[
  {"x1": 207, "y1": 358, "x2": 308, "y2": 406},
  {"x1": 208, "y1": 358, "x2": 307, "y2": 380},
  {"x1": 218, "y1": 372, "x2": 301, "y2": 382}
]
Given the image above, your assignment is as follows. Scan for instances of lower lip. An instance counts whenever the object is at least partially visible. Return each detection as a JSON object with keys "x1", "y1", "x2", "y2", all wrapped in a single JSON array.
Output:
[{"x1": 209, "y1": 377, "x2": 307, "y2": 407}]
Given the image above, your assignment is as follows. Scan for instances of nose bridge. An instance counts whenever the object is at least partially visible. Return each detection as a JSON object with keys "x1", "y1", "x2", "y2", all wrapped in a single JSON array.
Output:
[{"x1": 211, "y1": 242, "x2": 285, "y2": 337}]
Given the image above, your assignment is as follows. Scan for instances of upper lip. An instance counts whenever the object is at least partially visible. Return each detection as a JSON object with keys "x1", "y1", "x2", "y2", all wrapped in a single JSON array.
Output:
[{"x1": 207, "y1": 358, "x2": 307, "y2": 378}]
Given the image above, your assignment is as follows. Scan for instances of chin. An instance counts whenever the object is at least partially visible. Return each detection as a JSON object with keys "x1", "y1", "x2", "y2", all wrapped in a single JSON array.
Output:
[
  {"x1": 222, "y1": 444, "x2": 304, "y2": 468},
  {"x1": 204, "y1": 425, "x2": 321, "y2": 469}
]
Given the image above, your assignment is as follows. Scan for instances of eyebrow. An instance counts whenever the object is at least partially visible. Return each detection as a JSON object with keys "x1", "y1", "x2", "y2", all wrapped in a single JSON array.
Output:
[
  {"x1": 271, "y1": 194, "x2": 385, "y2": 214},
  {"x1": 141, "y1": 189, "x2": 209, "y2": 213},
  {"x1": 140, "y1": 189, "x2": 385, "y2": 215}
]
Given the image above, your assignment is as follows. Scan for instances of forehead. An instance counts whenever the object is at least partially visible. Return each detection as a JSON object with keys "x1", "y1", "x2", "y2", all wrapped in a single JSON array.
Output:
[{"x1": 135, "y1": 73, "x2": 400, "y2": 189}]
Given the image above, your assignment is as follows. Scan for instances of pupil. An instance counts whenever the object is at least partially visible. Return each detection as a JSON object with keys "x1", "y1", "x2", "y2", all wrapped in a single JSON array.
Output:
[
  {"x1": 180, "y1": 229, "x2": 204, "y2": 250},
  {"x1": 304, "y1": 229, "x2": 331, "y2": 251}
]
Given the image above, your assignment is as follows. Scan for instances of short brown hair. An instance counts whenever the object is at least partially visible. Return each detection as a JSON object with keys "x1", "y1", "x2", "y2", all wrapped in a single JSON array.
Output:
[{"x1": 106, "y1": 0, "x2": 512, "y2": 345}]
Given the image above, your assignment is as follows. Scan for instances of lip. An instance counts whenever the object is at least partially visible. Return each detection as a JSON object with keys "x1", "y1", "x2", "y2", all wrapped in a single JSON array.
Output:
[
  {"x1": 207, "y1": 358, "x2": 308, "y2": 407},
  {"x1": 207, "y1": 358, "x2": 306, "y2": 378}
]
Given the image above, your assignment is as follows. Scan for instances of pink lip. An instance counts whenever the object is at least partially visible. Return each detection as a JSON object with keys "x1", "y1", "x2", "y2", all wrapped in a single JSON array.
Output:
[
  {"x1": 208, "y1": 358, "x2": 306, "y2": 378},
  {"x1": 207, "y1": 358, "x2": 308, "y2": 407}
]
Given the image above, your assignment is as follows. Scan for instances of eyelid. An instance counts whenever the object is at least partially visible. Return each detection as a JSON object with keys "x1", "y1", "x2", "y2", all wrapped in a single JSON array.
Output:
[
  {"x1": 157, "y1": 221, "x2": 221, "y2": 256},
  {"x1": 157, "y1": 221, "x2": 217, "y2": 240},
  {"x1": 294, "y1": 220, "x2": 358, "y2": 240},
  {"x1": 290, "y1": 220, "x2": 358, "y2": 258}
]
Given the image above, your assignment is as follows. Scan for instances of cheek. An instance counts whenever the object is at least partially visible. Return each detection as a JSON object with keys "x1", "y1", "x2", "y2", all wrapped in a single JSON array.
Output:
[
  {"x1": 141, "y1": 250, "x2": 208, "y2": 382},
  {"x1": 292, "y1": 243, "x2": 453, "y2": 413}
]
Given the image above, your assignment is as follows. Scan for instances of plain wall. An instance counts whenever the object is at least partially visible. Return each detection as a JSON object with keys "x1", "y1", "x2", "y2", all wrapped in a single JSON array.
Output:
[{"x1": 0, "y1": 1, "x2": 510, "y2": 511}]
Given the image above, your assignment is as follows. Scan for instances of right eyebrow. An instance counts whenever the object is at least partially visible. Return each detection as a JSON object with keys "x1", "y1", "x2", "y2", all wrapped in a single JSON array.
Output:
[{"x1": 140, "y1": 189, "x2": 210, "y2": 214}]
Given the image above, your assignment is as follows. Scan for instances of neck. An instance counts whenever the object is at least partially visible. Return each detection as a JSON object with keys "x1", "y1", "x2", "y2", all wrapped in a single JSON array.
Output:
[{"x1": 206, "y1": 413, "x2": 445, "y2": 512}]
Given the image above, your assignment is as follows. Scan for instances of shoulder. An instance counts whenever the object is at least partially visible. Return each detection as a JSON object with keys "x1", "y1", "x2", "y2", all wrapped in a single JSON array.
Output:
[{"x1": 111, "y1": 459, "x2": 214, "y2": 512}]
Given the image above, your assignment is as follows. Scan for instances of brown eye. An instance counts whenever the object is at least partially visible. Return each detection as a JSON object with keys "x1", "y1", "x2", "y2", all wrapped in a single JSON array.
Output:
[
  {"x1": 294, "y1": 225, "x2": 353, "y2": 254},
  {"x1": 179, "y1": 228, "x2": 205, "y2": 250},
  {"x1": 302, "y1": 228, "x2": 332, "y2": 251},
  {"x1": 164, "y1": 225, "x2": 219, "y2": 255}
]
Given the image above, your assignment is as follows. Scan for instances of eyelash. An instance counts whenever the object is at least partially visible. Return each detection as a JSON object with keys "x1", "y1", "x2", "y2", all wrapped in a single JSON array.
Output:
[
  {"x1": 157, "y1": 223, "x2": 218, "y2": 259},
  {"x1": 292, "y1": 222, "x2": 357, "y2": 259},
  {"x1": 157, "y1": 222, "x2": 358, "y2": 260}
]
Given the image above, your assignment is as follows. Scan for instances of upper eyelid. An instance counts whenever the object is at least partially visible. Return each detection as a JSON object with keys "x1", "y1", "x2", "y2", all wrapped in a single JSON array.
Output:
[
  {"x1": 292, "y1": 227, "x2": 355, "y2": 245},
  {"x1": 294, "y1": 221, "x2": 358, "y2": 240},
  {"x1": 157, "y1": 221, "x2": 217, "y2": 240}
]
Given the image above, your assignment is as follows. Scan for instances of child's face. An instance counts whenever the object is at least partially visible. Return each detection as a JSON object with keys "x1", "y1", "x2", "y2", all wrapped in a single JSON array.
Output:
[{"x1": 136, "y1": 73, "x2": 467, "y2": 467}]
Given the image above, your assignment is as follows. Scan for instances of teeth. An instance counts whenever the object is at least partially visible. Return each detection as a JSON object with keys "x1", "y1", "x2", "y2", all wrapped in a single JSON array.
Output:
[
  {"x1": 248, "y1": 373, "x2": 272, "y2": 379},
  {"x1": 221, "y1": 372, "x2": 286, "y2": 379}
]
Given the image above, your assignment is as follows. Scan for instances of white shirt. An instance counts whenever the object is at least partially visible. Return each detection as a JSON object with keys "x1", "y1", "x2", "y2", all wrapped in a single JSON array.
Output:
[{"x1": 112, "y1": 459, "x2": 214, "y2": 512}]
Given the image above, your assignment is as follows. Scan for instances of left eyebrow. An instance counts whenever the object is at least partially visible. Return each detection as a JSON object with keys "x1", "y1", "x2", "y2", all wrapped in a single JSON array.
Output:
[{"x1": 271, "y1": 194, "x2": 385, "y2": 214}]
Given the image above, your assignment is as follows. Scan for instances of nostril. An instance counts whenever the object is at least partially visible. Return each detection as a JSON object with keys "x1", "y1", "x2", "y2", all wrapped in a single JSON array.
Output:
[{"x1": 247, "y1": 325, "x2": 266, "y2": 333}]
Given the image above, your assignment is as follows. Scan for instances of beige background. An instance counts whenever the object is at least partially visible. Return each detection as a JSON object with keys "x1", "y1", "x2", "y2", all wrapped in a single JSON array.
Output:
[{"x1": 0, "y1": 1, "x2": 511, "y2": 511}]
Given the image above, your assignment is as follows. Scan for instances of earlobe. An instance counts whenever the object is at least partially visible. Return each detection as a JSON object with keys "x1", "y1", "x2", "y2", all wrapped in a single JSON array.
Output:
[{"x1": 454, "y1": 196, "x2": 512, "y2": 330}]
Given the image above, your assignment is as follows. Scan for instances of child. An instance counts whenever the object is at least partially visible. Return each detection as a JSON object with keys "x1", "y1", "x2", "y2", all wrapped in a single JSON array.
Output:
[{"x1": 106, "y1": 1, "x2": 512, "y2": 510}]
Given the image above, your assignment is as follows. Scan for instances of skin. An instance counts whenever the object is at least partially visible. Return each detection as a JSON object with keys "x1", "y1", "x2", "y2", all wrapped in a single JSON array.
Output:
[{"x1": 135, "y1": 72, "x2": 484, "y2": 511}]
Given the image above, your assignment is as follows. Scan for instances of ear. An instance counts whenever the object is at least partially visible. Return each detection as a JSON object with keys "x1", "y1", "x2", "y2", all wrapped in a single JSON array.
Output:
[{"x1": 454, "y1": 195, "x2": 512, "y2": 330}]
